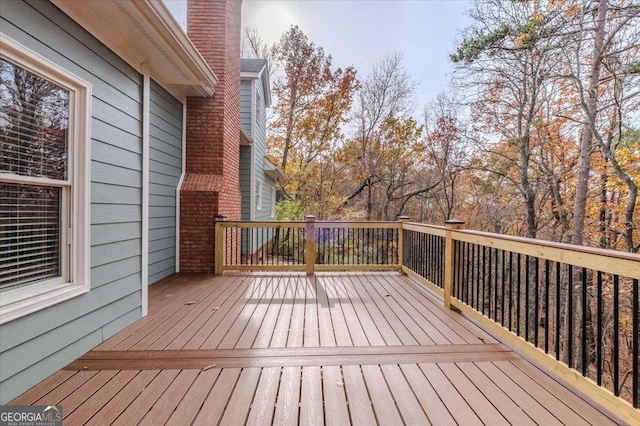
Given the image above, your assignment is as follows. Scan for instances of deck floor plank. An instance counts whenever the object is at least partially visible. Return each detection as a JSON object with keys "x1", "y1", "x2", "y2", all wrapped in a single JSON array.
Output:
[
  {"x1": 201, "y1": 276, "x2": 272, "y2": 349},
  {"x1": 192, "y1": 368, "x2": 241, "y2": 426},
  {"x1": 166, "y1": 368, "x2": 222, "y2": 426},
  {"x1": 219, "y1": 368, "x2": 262, "y2": 426},
  {"x1": 234, "y1": 275, "x2": 279, "y2": 349},
  {"x1": 300, "y1": 366, "x2": 324, "y2": 426},
  {"x1": 495, "y1": 360, "x2": 596, "y2": 425},
  {"x1": 272, "y1": 366, "x2": 302, "y2": 426},
  {"x1": 8, "y1": 272, "x2": 625, "y2": 426},
  {"x1": 322, "y1": 366, "x2": 351, "y2": 426},
  {"x1": 218, "y1": 276, "x2": 274, "y2": 349},
  {"x1": 112, "y1": 370, "x2": 180, "y2": 426},
  {"x1": 251, "y1": 276, "x2": 293, "y2": 348},
  {"x1": 510, "y1": 359, "x2": 620, "y2": 425},
  {"x1": 316, "y1": 276, "x2": 337, "y2": 347},
  {"x1": 141, "y1": 273, "x2": 240, "y2": 350},
  {"x1": 246, "y1": 367, "x2": 281, "y2": 426},
  {"x1": 368, "y1": 273, "x2": 438, "y2": 345},
  {"x1": 11, "y1": 370, "x2": 76, "y2": 405},
  {"x1": 87, "y1": 370, "x2": 158, "y2": 425},
  {"x1": 303, "y1": 277, "x2": 320, "y2": 347},
  {"x1": 353, "y1": 274, "x2": 419, "y2": 345},
  {"x1": 269, "y1": 275, "x2": 298, "y2": 348},
  {"x1": 138, "y1": 370, "x2": 199, "y2": 426},
  {"x1": 456, "y1": 362, "x2": 537, "y2": 426},
  {"x1": 418, "y1": 363, "x2": 484, "y2": 426},
  {"x1": 64, "y1": 370, "x2": 138, "y2": 425},
  {"x1": 33, "y1": 371, "x2": 96, "y2": 406},
  {"x1": 348, "y1": 274, "x2": 404, "y2": 345},
  {"x1": 182, "y1": 275, "x2": 259, "y2": 349},
  {"x1": 474, "y1": 361, "x2": 565, "y2": 425},
  {"x1": 287, "y1": 275, "x2": 307, "y2": 348},
  {"x1": 342, "y1": 365, "x2": 376, "y2": 425},
  {"x1": 361, "y1": 364, "x2": 404, "y2": 425},
  {"x1": 322, "y1": 276, "x2": 354, "y2": 346},
  {"x1": 381, "y1": 364, "x2": 431, "y2": 425},
  {"x1": 328, "y1": 275, "x2": 370, "y2": 346}
]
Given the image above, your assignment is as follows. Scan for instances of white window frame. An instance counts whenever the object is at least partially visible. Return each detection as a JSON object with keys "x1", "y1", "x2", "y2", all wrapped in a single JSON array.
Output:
[
  {"x1": 256, "y1": 180, "x2": 263, "y2": 211},
  {"x1": 0, "y1": 35, "x2": 91, "y2": 325}
]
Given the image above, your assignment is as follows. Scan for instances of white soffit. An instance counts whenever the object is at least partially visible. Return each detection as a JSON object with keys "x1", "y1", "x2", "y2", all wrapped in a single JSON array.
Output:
[{"x1": 51, "y1": 0, "x2": 217, "y2": 98}]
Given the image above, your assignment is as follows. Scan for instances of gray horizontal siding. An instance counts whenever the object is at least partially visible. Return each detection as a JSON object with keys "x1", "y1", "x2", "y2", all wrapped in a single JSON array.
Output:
[
  {"x1": 240, "y1": 145, "x2": 252, "y2": 220},
  {"x1": 240, "y1": 79, "x2": 252, "y2": 134},
  {"x1": 148, "y1": 80, "x2": 182, "y2": 285},
  {"x1": 0, "y1": 0, "x2": 143, "y2": 403}
]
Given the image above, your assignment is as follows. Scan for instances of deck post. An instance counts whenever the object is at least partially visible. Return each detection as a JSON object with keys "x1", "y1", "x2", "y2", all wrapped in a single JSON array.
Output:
[
  {"x1": 444, "y1": 219, "x2": 465, "y2": 309},
  {"x1": 305, "y1": 215, "x2": 316, "y2": 275},
  {"x1": 214, "y1": 215, "x2": 227, "y2": 275},
  {"x1": 397, "y1": 215, "x2": 410, "y2": 272}
]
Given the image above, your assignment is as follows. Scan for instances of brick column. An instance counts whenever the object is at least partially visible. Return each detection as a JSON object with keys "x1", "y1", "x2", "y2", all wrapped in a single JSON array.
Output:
[{"x1": 180, "y1": 0, "x2": 242, "y2": 272}]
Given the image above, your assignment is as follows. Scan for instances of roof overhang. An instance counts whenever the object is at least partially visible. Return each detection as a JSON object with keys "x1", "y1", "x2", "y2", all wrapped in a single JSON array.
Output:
[
  {"x1": 240, "y1": 126, "x2": 253, "y2": 146},
  {"x1": 51, "y1": 0, "x2": 217, "y2": 98},
  {"x1": 264, "y1": 159, "x2": 285, "y2": 181}
]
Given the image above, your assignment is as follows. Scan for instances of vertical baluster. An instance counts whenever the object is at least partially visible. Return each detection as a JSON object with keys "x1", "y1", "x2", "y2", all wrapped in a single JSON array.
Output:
[
  {"x1": 464, "y1": 242, "x2": 470, "y2": 303},
  {"x1": 597, "y1": 271, "x2": 603, "y2": 386},
  {"x1": 581, "y1": 267, "x2": 587, "y2": 376},
  {"x1": 517, "y1": 253, "x2": 521, "y2": 336},
  {"x1": 501, "y1": 250, "x2": 506, "y2": 326},
  {"x1": 534, "y1": 257, "x2": 539, "y2": 347},
  {"x1": 487, "y1": 248, "x2": 492, "y2": 319},
  {"x1": 568, "y1": 264, "x2": 573, "y2": 368},
  {"x1": 525, "y1": 255, "x2": 530, "y2": 340},
  {"x1": 633, "y1": 278, "x2": 638, "y2": 408},
  {"x1": 555, "y1": 262, "x2": 561, "y2": 361},
  {"x1": 613, "y1": 274, "x2": 619, "y2": 396},
  {"x1": 475, "y1": 244, "x2": 480, "y2": 311},
  {"x1": 482, "y1": 246, "x2": 486, "y2": 315},
  {"x1": 545, "y1": 259, "x2": 550, "y2": 354},
  {"x1": 508, "y1": 251, "x2": 513, "y2": 331}
]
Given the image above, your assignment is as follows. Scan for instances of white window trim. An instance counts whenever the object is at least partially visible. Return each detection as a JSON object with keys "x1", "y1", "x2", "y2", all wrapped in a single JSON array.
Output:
[
  {"x1": 0, "y1": 34, "x2": 91, "y2": 325},
  {"x1": 256, "y1": 180, "x2": 263, "y2": 211},
  {"x1": 270, "y1": 187, "x2": 276, "y2": 219}
]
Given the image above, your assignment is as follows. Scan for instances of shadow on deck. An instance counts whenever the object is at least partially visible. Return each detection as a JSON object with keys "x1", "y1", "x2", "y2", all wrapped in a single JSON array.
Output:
[{"x1": 11, "y1": 272, "x2": 628, "y2": 425}]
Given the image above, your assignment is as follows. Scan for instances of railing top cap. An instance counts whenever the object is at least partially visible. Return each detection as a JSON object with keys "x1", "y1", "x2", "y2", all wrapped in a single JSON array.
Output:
[{"x1": 444, "y1": 219, "x2": 465, "y2": 225}]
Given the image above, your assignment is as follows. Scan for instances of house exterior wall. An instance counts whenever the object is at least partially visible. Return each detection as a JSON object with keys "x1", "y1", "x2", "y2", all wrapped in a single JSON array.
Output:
[
  {"x1": 240, "y1": 80, "x2": 252, "y2": 135},
  {"x1": 0, "y1": 0, "x2": 143, "y2": 403},
  {"x1": 149, "y1": 80, "x2": 183, "y2": 284},
  {"x1": 180, "y1": 0, "x2": 242, "y2": 272},
  {"x1": 240, "y1": 145, "x2": 252, "y2": 220},
  {"x1": 254, "y1": 77, "x2": 274, "y2": 223},
  {"x1": 239, "y1": 70, "x2": 276, "y2": 255}
]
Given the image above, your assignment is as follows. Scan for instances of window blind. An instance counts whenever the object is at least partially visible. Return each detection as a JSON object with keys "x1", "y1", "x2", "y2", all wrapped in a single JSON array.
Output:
[{"x1": 0, "y1": 183, "x2": 61, "y2": 290}]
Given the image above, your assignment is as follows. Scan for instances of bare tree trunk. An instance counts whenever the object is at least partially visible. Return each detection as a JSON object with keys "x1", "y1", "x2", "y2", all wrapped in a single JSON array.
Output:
[{"x1": 572, "y1": 0, "x2": 608, "y2": 246}]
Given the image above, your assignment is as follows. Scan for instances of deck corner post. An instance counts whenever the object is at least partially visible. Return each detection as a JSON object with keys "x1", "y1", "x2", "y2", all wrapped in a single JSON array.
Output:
[
  {"x1": 214, "y1": 214, "x2": 227, "y2": 275},
  {"x1": 305, "y1": 215, "x2": 316, "y2": 275},
  {"x1": 397, "y1": 215, "x2": 410, "y2": 272},
  {"x1": 444, "y1": 218, "x2": 465, "y2": 309}
]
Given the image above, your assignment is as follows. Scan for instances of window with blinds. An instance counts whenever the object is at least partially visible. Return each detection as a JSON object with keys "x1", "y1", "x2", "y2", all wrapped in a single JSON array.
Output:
[{"x1": 0, "y1": 57, "x2": 69, "y2": 291}]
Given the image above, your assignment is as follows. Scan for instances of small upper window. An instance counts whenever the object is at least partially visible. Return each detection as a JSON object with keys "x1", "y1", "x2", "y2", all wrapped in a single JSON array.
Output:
[
  {"x1": 256, "y1": 180, "x2": 263, "y2": 210},
  {"x1": 0, "y1": 34, "x2": 91, "y2": 324},
  {"x1": 270, "y1": 187, "x2": 276, "y2": 219}
]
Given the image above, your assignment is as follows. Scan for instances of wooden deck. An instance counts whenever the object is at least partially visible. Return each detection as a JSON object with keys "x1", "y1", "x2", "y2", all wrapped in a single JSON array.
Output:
[{"x1": 11, "y1": 273, "x2": 626, "y2": 425}]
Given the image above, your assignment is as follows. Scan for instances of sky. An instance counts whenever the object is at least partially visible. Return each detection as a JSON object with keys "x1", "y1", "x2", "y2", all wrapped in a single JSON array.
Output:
[{"x1": 163, "y1": 0, "x2": 472, "y2": 112}]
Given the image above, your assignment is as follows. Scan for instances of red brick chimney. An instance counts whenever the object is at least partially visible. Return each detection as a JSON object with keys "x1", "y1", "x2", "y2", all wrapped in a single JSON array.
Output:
[{"x1": 180, "y1": 0, "x2": 242, "y2": 272}]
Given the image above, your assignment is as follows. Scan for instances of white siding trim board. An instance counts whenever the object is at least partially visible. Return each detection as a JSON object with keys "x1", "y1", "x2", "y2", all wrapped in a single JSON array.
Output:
[{"x1": 141, "y1": 63, "x2": 150, "y2": 317}]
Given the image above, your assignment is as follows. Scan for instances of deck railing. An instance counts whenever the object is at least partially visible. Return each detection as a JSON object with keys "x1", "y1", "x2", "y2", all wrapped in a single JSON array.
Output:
[
  {"x1": 214, "y1": 216, "x2": 640, "y2": 422},
  {"x1": 215, "y1": 216, "x2": 401, "y2": 274}
]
